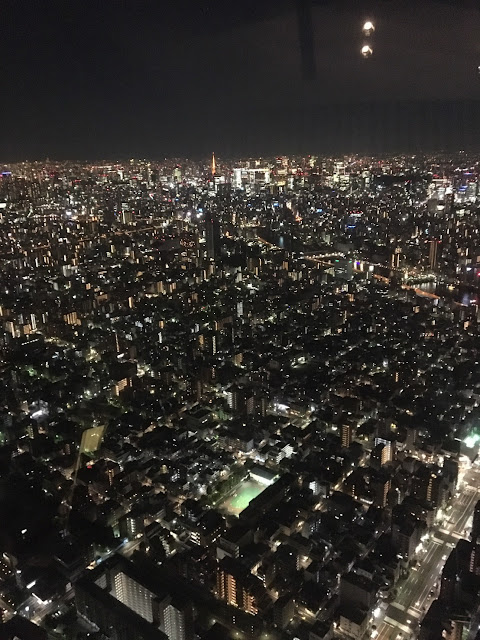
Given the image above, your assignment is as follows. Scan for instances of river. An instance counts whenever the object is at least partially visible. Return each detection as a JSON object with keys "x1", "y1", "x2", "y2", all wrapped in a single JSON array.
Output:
[{"x1": 416, "y1": 282, "x2": 480, "y2": 306}]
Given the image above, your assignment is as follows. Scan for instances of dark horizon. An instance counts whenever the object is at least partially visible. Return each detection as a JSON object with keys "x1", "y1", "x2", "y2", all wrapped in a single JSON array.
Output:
[
  {"x1": 3, "y1": 99, "x2": 480, "y2": 164},
  {"x1": 2, "y1": 0, "x2": 480, "y2": 161}
]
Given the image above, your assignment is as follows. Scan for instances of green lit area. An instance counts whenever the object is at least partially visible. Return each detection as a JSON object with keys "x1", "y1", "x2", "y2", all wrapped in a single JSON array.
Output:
[
  {"x1": 220, "y1": 479, "x2": 266, "y2": 516},
  {"x1": 464, "y1": 433, "x2": 480, "y2": 449}
]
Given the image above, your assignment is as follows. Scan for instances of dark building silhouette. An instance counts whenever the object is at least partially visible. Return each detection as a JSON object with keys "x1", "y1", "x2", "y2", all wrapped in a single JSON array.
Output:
[
  {"x1": 205, "y1": 215, "x2": 221, "y2": 260},
  {"x1": 471, "y1": 500, "x2": 480, "y2": 543}
]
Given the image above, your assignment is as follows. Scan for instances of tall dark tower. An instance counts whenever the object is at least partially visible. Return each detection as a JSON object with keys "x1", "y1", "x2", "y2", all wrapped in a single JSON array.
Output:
[
  {"x1": 471, "y1": 499, "x2": 480, "y2": 542},
  {"x1": 206, "y1": 214, "x2": 220, "y2": 260},
  {"x1": 428, "y1": 239, "x2": 438, "y2": 270}
]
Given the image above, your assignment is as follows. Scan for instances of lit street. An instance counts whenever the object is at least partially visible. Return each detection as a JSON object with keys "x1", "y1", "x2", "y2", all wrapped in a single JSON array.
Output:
[{"x1": 375, "y1": 465, "x2": 480, "y2": 640}]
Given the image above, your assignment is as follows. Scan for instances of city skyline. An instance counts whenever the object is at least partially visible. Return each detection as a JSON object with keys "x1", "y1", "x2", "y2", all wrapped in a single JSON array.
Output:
[
  {"x1": 1, "y1": 153, "x2": 480, "y2": 639},
  {"x1": 2, "y1": 2, "x2": 480, "y2": 639}
]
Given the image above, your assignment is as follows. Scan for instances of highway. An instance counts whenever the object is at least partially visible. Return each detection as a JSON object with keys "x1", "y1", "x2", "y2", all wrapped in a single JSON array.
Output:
[{"x1": 375, "y1": 465, "x2": 480, "y2": 640}]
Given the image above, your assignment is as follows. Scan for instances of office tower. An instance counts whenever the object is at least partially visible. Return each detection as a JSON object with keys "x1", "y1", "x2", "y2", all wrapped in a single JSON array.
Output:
[
  {"x1": 442, "y1": 458, "x2": 458, "y2": 493},
  {"x1": 205, "y1": 215, "x2": 220, "y2": 260},
  {"x1": 429, "y1": 239, "x2": 438, "y2": 270},
  {"x1": 444, "y1": 188, "x2": 454, "y2": 214},
  {"x1": 466, "y1": 181, "x2": 477, "y2": 203}
]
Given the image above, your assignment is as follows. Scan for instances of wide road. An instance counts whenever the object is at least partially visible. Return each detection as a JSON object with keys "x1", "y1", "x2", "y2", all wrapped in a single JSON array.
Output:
[{"x1": 375, "y1": 464, "x2": 480, "y2": 640}]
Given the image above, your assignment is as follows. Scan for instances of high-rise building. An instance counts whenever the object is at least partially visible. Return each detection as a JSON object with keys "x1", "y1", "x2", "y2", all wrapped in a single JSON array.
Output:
[
  {"x1": 411, "y1": 467, "x2": 446, "y2": 507},
  {"x1": 161, "y1": 596, "x2": 194, "y2": 640},
  {"x1": 76, "y1": 556, "x2": 199, "y2": 640},
  {"x1": 205, "y1": 215, "x2": 220, "y2": 260},
  {"x1": 371, "y1": 443, "x2": 392, "y2": 469},
  {"x1": 76, "y1": 570, "x2": 167, "y2": 640},
  {"x1": 217, "y1": 558, "x2": 238, "y2": 607},
  {"x1": 429, "y1": 239, "x2": 438, "y2": 270},
  {"x1": 391, "y1": 247, "x2": 401, "y2": 269},
  {"x1": 469, "y1": 543, "x2": 480, "y2": 576},
  {"x1": 112, "y1": 569, "x2": 156, "y2": 622},
  {"x1": 439, "y1": 552, "x2": 456, "y2": 604},
  {"x1": 341, "y1": 424, "x2": 353, "y2": 448},
  {"x1": 391, "y1": 518, "x2": 422, "y2": 560},
  {"x1": 472, "y1": 500, "x2": 480, "y2": 543},
  {"x1": 374, "y1": 437, "x2": 394, "y2": 463},
  {"x1": 426, "y1": 472, "x2": 438, "y2": 504},
  {"x1": 216, "y1": 557, "x2": 266, "y2": 615},
  {"x1": 370, "y1": 472, "x2": 391, "y2": 508},
  {"x1": 272, "y1": 594, "x2": 295, "y2": 630},
  {"x1": 232, "y1": 167, "x2": 270, "y2": 191}
]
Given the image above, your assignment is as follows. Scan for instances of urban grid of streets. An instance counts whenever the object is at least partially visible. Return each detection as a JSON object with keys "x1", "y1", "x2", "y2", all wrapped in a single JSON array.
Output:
[
  {"x1": 19, "y1": 461, "x2": 480, "y2": 638},
  {"x1": 2, "y1": 154, "x2": 480, "y2": 640}
]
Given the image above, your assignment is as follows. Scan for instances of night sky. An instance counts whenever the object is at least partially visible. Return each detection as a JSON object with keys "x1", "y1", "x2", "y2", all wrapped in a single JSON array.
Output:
[{"x1": 2, "y1": 0, "x2": 480, "y2": 160}]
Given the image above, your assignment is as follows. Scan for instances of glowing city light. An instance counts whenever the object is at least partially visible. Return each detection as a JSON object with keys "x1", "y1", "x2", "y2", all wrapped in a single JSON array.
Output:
[{"x1": 464, "y1": 434, "x2": 480, "y2": 448}]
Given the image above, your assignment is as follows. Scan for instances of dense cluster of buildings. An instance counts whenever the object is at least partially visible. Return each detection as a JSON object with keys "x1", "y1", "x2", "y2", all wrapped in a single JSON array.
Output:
[{"x1": 0, "y1": 153, "x2": 480, "y2": 640}]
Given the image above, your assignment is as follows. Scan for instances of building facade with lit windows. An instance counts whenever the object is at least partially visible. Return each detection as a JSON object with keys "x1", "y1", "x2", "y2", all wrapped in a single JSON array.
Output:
[{"x1": 216, "y1": 557, "x2": 268, "y2": 615}]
